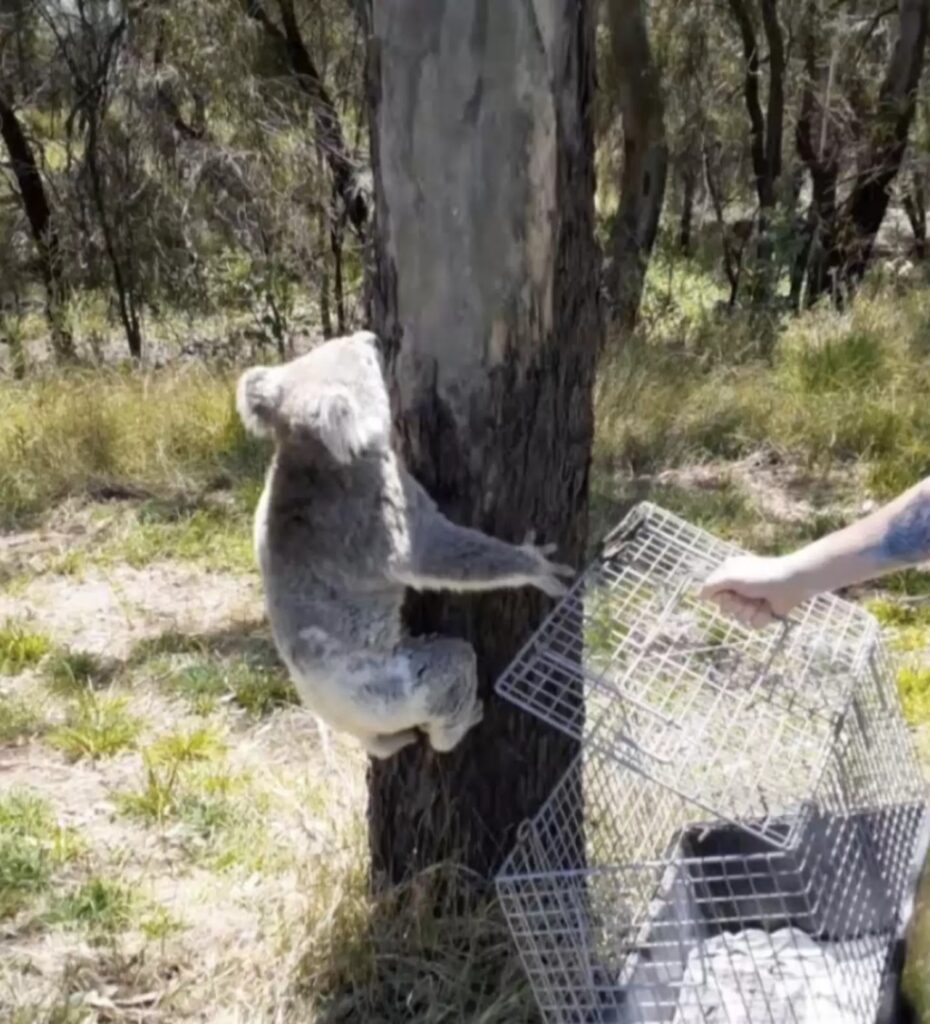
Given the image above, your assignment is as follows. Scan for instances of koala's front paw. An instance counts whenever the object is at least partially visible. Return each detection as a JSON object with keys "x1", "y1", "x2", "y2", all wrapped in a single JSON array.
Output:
[{"x1": 521, "y1": 532, "x2": 575, "y2": 598}]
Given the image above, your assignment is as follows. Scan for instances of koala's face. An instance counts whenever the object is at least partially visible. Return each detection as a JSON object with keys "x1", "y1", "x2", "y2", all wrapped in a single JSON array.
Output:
[{"x1": 236, "y1": 331, "x2": 392, "y2": 464}]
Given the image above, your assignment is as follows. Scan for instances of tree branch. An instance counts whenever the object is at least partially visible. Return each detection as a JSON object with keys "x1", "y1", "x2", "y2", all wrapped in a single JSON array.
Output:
[{"x1": 245, "y1": 0, "x2": 367, "y2": 237}]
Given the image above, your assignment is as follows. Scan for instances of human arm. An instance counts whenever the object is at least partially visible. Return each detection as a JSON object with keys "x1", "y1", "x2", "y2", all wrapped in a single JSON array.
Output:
[{"x1": 699, "y1": 478, "x2": 930, "y2": 627}]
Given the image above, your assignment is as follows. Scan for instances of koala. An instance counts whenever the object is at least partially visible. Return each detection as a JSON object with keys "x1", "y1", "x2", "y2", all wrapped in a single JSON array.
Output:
[{"x1": 236, "y1": 330, "x2": 573, "y2": 759}]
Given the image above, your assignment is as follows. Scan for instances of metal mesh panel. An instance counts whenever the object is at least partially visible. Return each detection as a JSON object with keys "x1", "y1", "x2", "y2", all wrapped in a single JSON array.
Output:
[
  {"x1": 496, "y1": 502, "x2": 914, "y2": 847},
  {"x1": 496, "y1": 748, "x2": 926, "y2": 1024},
  {"x1": 495, "y1": 503, "x2": 929, "y2": 1024}
]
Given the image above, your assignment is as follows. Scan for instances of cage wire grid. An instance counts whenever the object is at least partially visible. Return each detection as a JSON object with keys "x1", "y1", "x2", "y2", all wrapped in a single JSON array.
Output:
[
  {"x1": 494, "y1": 502, "x2": 930, "y2": 1024},
  {"x1": 495, "y1": 503, "x2": 916, "y2": 848},
  {"x1": 496, "y1": 748, "x2": 926, "y2": 1024}
]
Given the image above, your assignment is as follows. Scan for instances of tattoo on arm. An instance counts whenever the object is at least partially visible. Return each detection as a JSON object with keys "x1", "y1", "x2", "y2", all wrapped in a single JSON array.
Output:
[{"x1": 872, "y1": 493, "x2": 930, "y2": 565}]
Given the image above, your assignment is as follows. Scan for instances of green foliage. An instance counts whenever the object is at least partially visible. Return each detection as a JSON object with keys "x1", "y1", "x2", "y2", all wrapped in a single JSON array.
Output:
[
  {"x1": 0, "y1": 791, "x2": 81, "y2": 919},
  {"x1": 158, "y1": 652, "x2": 296, "y2": 717},
  {"x1": 117, "y1": 725, "x2": 229, "y2": 824},
  {"x1": 897, "y1": 664, "x2": 930, "y2": 726},
  {"x1": 0, "y1": 621, "x2": 52, "y2": 675},
  {"x1": 48, "y1": 694, "x2": 143, "y2": 760},
  {"x1": 596, "y1": 283, "x2": 930, "y2": 502},
  {"x1": 45, "y1": 877, "x2": 135, "y2": 934},
  {"x1": 0, "y1": 693, "x2": 46, "y2": 743},
  {"x1": 106, "y1": 503, "x2": 254, "y2": 572},
  {"x1": 43, "y1": 649, "x2": 112, "y2": 695}
]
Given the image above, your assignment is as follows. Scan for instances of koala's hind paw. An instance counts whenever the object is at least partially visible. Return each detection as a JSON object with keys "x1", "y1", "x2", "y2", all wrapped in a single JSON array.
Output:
[
  {"x1": 427, "y1": 699, "x2": 484, "y2": 753},
  {"x1": 361, "y1": 729, "x2": 419, "y2": 759}
]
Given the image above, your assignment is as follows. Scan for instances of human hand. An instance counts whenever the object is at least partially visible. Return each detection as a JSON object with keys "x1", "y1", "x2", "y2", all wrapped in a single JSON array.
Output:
[{"x1": 698, "y1": 554, "x2": 811, "y2": 629}]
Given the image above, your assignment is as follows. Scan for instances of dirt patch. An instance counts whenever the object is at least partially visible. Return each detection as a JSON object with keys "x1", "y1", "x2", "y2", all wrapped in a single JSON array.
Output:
[
  {"x1": 0, "y1": 561, "x2": 262, "y2": 659},
  {"x1": 651, "y1": 449, "x2": 869, "y2": 524}
]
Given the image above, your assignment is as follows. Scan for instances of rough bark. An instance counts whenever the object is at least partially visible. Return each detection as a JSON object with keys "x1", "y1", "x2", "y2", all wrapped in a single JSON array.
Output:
[
  {"x1": 727, "y1": 0, "x2": 769, "y2": 209},
  {"x1": 678, "y1": 163, "x2": 696, "y2": 255},
  {"x1": 604, "y1": 0, "x2": 668, "y2": 330},
  {"x1": 367, "y1": 0, "x2": 600, "y2": 884},
  {"x1": 245, "y1": 0, "x2": 367, "y2": 238},
  {"x1": 0, "y1": 91, "x2": 74, "y2": 360},
  {"x1": 839, "y1": 0, "x2": 930, "y2": 289},
  {"x1": 805, "y1": 0, "x2": 929, "y2": 302},
  {"x1": 726, "y1": 0, "x2": 785, "y2": 300},
  {"x1": 903, "y1": 174, "x2": 927, "y2": 258},
  {"x1": 794, "y1": 4, "x2": 840, "y2": 306}
]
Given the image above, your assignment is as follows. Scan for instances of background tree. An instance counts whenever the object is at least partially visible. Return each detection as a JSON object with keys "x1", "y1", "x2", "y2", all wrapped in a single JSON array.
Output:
[
  {"x1": 603, "y1": 0, "x2": 668, "y2": 330},
  {"x1": 365, "y1": 0, "x2": 602, "y2": 883}
]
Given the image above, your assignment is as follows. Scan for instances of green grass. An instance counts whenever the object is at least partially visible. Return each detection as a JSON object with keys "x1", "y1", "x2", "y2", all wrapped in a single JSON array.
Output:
[
  {"x1": 595, "y1": 280, "x2": 930, "y2": 502},
  {"x1": 43, "y1": 648, "x2": 113, "y2": 695},
  {"x1": 0, "y1": 791, "x2": 82, "y2": 919},
  {"x1": 48, "y1": 693, "x2": 143, "y2": 760},
  {"x1": 155, "y1": 652, "x2": 296, "y2": 716},
  {"x1": 0, "y1": 620, "x2": 52, "y2": 675},
  {"x1": 44, "y1": 877, "x2": 135, "y2": 934},
  {"x1": 116, "y1": 725, "x2": 285, "y2": 871},
  {"x1": 117, "y1": 725, "x2": 231, "y2": 824},
  {"x1": 0, "y1": 693, "x2": 46, "y2": 742},
  {"x1": 102, "y1": 502, "x2": 254, "y2": 572},
  {"x1": 896, "y1": 665, "x2": 930, "y2": 726},
  {"x1": 0, "y1": 366, "x2": 267, "y2": 530}
]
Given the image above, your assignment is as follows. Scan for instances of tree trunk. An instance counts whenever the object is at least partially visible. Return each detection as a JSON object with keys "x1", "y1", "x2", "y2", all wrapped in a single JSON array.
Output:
[
  {"x1": 811, "y1": 0, "x2": 929, "y2": 301},
  {"x1": 679, "y1": 163, "x2": 697, "y2": 255},
  {"x1": 0, "y1": 92, "x2": 74, "y2": 361},
  {"x1": 726, "y1": 0, "x2": 770, "y2": 211},
  {"x1": 604, "y1": 0, "x2": 668, "y2": 331},
  {"x1": 367, "y1": 0, "x2": 600, "y2": 885},
  {"x1": 726, "y1": 0, "x2": 785, "y2": 300},
  {"x1": 903, "y1": 174, "x2": 928, "y2": 259}
]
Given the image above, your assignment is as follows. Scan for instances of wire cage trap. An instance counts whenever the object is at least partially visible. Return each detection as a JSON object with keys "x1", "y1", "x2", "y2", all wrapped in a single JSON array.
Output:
[{"x1": 495, "y1": 502, "x2": 930, "y2": 1024}]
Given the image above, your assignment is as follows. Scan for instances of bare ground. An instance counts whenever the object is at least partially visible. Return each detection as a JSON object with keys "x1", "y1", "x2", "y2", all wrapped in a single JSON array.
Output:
[{"x1": 0, "y1": 518, "x2": 368, "y2": 1023}]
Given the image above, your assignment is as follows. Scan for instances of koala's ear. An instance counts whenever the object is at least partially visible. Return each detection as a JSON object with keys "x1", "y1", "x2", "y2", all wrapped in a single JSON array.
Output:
[
  {"x1": 306, "y1": 390, "x2": 373, "y2": 464},
  {"x1": 236, "y1": 367, "x2": 281, "y2": 438}
]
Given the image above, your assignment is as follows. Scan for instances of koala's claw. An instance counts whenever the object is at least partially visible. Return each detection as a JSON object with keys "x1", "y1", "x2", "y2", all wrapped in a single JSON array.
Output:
[
  {"x1": 537, "y1": 575, "x2": 570, "y2": 599},
  {"x1": 519, "y1": 539, "x2": 575, "y2": 598}
]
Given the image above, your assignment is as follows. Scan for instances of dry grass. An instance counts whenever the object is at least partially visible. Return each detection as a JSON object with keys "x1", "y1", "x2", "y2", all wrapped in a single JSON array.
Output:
[
  {"x1": 596, "y1": 269, "x2": 930, "y2": 500},
  {"x1": 0, "y1": 366, "x2": 266, "y2": 529}
]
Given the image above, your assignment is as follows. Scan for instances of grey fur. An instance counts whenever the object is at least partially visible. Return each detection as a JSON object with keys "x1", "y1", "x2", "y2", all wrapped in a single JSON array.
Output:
[{"x1": 238, "y1": 331, "x2": 573, "y2": 758}]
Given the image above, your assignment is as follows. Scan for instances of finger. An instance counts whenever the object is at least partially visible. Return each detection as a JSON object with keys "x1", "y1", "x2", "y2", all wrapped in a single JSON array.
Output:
[
  {"x1": 549, "y1": 561, "x2": 575, "y2": 577},
  {"x1": 698, "y1": 573, "x2": 738, "y2": 600},
  {"x1": 714, "y1": 591, "x2": 746, "y2": 619},
  {"x1": 538, "y1": 576, "x2": 568, "y2": 598},
  {"x1": 523, "y1": 529, "x2": 536, "y2": 546},
  {"x1": 749, "y1": 602, "x2": 777, "y2": 630},
  {"x1": 538, "y1": 542, "x2": 558, "y2": 556}
]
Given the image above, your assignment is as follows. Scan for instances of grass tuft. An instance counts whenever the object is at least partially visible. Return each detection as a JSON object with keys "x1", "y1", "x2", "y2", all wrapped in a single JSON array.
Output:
[
  {"x1": 293, "y1": 862, "x2": 536, "y2": 1023},
  {"x1": 0, "y1": 791, "x2": 82, "y2": 919},
  {"x1": 0, "y1": 620, "x2": 52, "y2": 675},
  {"x1": 0, "y1": 693, "x2": 46, "y2": 743},
  {"x1": 48, "y1": 693, "x2": 143, "y2": 760},
  {"x1": 45, "y1": 877, "x2": 135, "y2": 934},
  {"x1": 43, "y1": 649, "x2": 113, "y2": 695}
]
